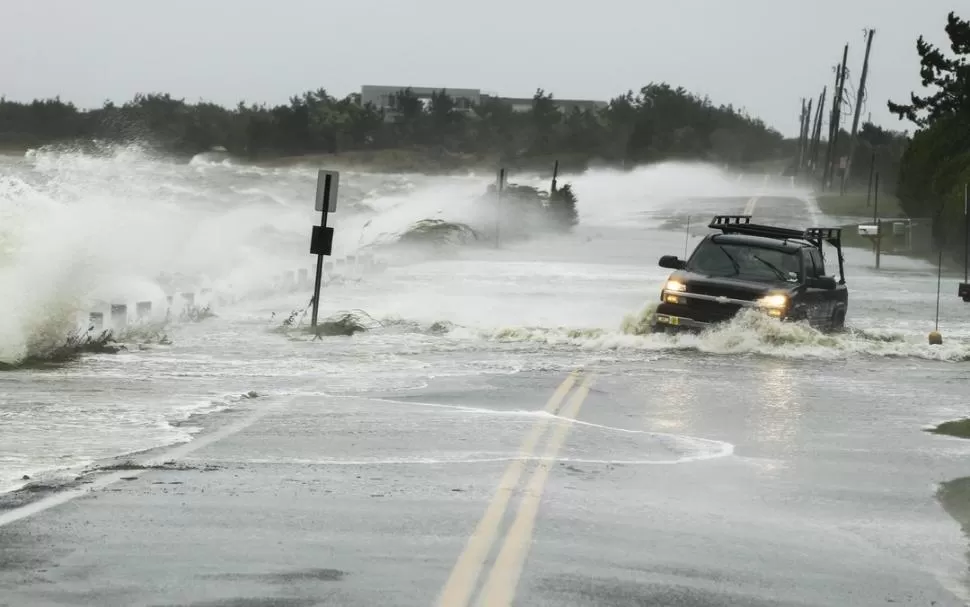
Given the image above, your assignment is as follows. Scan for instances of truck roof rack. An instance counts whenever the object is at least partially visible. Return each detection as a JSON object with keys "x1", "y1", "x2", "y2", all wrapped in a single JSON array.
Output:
[
  {"x1": 709, "y1": 215, "x2": 842, "y2": 246},
  {"x1": 708, "y1": 215, "x2": 846, "y2": 285},
  {"x1": 803, "y1": 227, "x2": 842, "y2": 248},
  {"x1": 709, "y1": 215, "x2": 810, "y2": 241}
]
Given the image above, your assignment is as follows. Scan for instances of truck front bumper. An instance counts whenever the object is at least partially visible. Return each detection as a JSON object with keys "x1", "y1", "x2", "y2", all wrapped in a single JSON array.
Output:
[
  {"x1": 650, "y1": 294, "x2": 788, "y2": 333},
  {"x1": 651, "y1": 311, "x2": 711, "y2": 332}
]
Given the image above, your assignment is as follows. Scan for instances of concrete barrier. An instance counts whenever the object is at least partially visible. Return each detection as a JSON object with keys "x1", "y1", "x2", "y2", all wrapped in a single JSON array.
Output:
[{"x1": 110, "y1": 304, "x2": 128, "y2": 329}]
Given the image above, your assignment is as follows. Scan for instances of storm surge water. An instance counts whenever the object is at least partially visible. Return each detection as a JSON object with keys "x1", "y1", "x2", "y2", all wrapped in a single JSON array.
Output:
[
  {"x1": 2, "y1": 145, "x2": 969, "y2": 492},
  {"x1": 0, "y1": 147, "x2": 748, "y2": 365},
  {"x1": 0, "y1": 144, "x2": 422, "y2": 364}
]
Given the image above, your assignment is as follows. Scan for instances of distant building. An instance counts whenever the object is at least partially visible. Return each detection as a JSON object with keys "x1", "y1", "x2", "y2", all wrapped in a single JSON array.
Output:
[
  {"x1": 360, "y1": 85, "x2": 481, "y2": 121},
  {"x1": 486, "y1": 96, "x2": 609, "y2": 114},
  {"x1": 359, "y1": 85, "x2": 607, "y2": 120}
]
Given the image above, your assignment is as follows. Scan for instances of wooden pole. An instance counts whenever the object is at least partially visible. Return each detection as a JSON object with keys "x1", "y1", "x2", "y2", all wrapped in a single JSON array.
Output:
[
  {"x1": 865, "y1": 149, "x2": 875, "y2": 207},
  {"x1": 796, "y1": 98, "x2": 807, "y2": 170},
  {"x1": 842, "y1": 29, "x2": 876, "y2": 193},
  {"x1": 810, "y1": 87, "x2": 826, "y2": 173},
  {"x1": 827, "y1": 44, "x2": 850, "y2": 190}
]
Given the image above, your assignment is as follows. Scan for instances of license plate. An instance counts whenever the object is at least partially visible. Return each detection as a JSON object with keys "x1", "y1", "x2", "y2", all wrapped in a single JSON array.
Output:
[{"x1": 657, "y1": 314, "x2": 680, "y2": 326}]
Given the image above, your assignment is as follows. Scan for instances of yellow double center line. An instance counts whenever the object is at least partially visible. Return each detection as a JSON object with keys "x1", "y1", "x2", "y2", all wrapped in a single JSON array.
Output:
[{"x1": 436, "y1": 370, "x2": 594, "y2": 607}]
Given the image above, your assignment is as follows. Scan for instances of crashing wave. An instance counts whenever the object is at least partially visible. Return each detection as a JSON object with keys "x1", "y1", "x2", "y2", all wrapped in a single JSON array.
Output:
[
  {"x1": 475, "y1": 181, "x2": 579, "y2": 241},
  {"x1": 398, "y1": 219, "x2": 483, "y2": 246},
  {"x1": 364, "y1": 179, "x2": 581, "y2": 251}
]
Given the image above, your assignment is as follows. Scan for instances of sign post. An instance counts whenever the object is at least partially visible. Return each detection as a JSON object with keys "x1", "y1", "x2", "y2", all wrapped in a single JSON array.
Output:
[
  {"x1": 310, "y1": 170, "x2": 339, "y2": 328},
  {"x1": 960, "y1": 182, "x2": 969, "y2": 301},
  {"x1": 495, "y1": 168, "x2": 506, "y2": 248}
]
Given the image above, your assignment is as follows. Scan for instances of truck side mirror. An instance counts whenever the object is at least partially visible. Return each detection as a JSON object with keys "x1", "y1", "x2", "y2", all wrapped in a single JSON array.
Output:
[
  {"x1": 659, "y1": 255, "x2": 686, "y2": 270},
  {"x1": 806, "y1": 276, "x2": 837, "y2": 290}
]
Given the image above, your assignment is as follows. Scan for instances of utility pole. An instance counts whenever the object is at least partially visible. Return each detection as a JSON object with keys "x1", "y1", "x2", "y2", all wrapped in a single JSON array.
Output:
[
  {"x1": 802, "y1": 98, "x2": 813, "y2": 173},
  {"x1": 810, "y1": 86, "x2": 826, "y2": 174},
  {"x1": 823, "y1": 45, "x2": 849, "y2": 191},
  {"x1": 796, "y1": 98, "x2": 807, "y2": 170},
  {"x1": 831, "y1": 44, "x2": 850, "y2": 187},
  {"x1": 873, "y1": 172, "x2": 881, "y2": 270},
  {"x1": 841, "y1": 28, "x2": 876, "y2": 194},
  {"x1": 865, "y1": 149, "x2": 875, "y2": 207},
  {"x1": 822, "y1": 67, "x2": 841, "y2": 189}
]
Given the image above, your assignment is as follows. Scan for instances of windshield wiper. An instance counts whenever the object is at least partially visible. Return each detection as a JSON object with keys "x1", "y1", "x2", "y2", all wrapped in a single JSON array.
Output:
[
  {"x1": 753, "y1": 255, "x2": 791, "y2": 281},
  {"x1": 717, "y1": 246, "x2": 741, "y2": 275}
]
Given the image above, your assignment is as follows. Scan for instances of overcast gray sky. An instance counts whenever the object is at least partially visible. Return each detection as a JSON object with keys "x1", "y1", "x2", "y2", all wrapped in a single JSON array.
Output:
[{"x1": 1, "y1": 0, "x2": 960, "y2": 137}]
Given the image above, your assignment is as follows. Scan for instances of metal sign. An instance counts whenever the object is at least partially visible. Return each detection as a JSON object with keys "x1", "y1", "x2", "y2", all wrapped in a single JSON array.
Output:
[
  {"x1": 314, "y1": 170, "x2": 340, "y2": 212},
  {"x1": 310, "y1": 225, "x2": 334, "y2": 256},
  {"x1": 310, "y1": 169, "x2": 340, "y2": 329}
]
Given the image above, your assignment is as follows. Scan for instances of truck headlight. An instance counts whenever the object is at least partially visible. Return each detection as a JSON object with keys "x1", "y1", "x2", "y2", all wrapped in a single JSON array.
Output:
[
  {"x1": 757, "y1": 294, "x2": 788, "y2": 309},
  {"x1": 662, "y1": 280, "x2": 686, "y2": 304}
]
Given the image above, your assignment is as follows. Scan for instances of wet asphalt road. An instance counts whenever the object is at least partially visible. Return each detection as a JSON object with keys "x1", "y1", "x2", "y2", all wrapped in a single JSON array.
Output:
[
  {"x1": 1, "y1": 356, "x2": 970, "y2": 607},
  {"x1": 2, "y1": 193, "x2": 970, "y2": 606}
]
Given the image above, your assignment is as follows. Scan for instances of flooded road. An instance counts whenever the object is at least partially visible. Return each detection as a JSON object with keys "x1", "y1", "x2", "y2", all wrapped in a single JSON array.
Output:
[{"x1": 1, "y1": 148, "x2": 969, "y2": 605}]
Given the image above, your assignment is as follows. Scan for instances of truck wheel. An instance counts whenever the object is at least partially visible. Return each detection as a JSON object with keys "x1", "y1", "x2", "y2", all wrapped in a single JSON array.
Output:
[{"x1": 830, "y1": 308, "x2": 846, "y2": 332}]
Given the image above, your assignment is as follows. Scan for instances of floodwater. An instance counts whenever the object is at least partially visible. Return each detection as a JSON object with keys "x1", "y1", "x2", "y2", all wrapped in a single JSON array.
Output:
[{"x1": 2, "y1": 146, "x2": 970, "y2": 604}]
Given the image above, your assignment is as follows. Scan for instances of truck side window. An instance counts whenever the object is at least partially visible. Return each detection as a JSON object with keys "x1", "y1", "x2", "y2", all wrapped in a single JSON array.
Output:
[
  {"x1": 801, "y1": 250, "x2": 817, "y2": 278},
  {"x1": 810, "y1": 248, "x2": 826, "y2": 276}
]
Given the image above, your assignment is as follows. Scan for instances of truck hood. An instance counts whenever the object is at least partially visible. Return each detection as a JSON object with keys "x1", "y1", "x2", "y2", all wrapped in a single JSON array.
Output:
[{"x1": 669, "y1": 271, "x2": 798, "y2": 300}]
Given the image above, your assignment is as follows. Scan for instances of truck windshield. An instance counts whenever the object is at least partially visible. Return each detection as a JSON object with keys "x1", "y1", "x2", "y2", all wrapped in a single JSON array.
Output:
[{"x1": 687, "y1": 240, "x2": 801, "y2": 283}]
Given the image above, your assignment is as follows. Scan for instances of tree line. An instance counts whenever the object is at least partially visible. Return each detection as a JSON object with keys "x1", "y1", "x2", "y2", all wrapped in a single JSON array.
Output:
[
  {"x1": 0, "y1": 83, "x2": 793, "y2": 169},
  {"x1": 888, "y1": 10, "x2": 970, "y2": 262}
]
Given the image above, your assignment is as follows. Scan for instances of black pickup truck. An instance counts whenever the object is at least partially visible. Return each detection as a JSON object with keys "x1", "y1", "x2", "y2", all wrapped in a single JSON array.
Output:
[
  {"x1": 651, "y1": 215, "x2": 849, "y2": 333},
  {"x1": 959, "y1": 282, "x2": 969, "y2": 302}
]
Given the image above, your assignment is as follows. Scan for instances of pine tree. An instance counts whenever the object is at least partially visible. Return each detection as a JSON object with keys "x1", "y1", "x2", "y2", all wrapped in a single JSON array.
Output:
[{"x1": 888, "y1": 11, "x2": 970, "y2": 128}]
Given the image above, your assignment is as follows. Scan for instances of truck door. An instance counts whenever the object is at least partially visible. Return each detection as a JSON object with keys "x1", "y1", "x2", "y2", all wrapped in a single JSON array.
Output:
[{"x1": 803, "y1": 247, "x2": 834, "y2": 325}]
